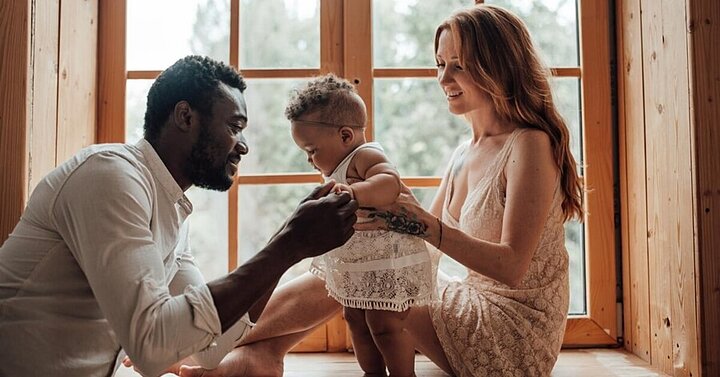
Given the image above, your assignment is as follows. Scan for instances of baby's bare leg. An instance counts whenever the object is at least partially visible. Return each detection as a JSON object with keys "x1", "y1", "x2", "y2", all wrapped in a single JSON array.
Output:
[
  {"x1": 365, "y1": 309, "x2": 415, "y2": 377},
  {"x1": 344, "y1": 307, "x2": 387, "y2": 376}
]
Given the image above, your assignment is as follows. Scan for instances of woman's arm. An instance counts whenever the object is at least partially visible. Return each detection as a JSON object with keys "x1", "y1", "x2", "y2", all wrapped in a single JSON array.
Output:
[{"x1": 366, "y1": 130, "x2": 558, "y2": 287}]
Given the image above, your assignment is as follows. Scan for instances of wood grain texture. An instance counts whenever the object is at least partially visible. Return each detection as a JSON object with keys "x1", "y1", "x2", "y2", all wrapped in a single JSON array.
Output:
[
  {"x1": 617, "y1": 0, "x2": 651, "y2": 362},
  {"x1": 96, "y1": 0, "x2": 125, "y2": 143},
  {"x1": 563, "y1": 317, "x2": 617, "y2": 346},
  {"x1": 578, "y1": 0, "x2": 618, "y2": 345},
  {"x1": 280, "y1": 350, "x2": 670, "y2": 377},
  {"x1": 641, "y1": 0, "x2": 699, "y2": 375},
  {"x1": 320, "y1": 0, "x2": 343, "y2": 77},
  {"x1": 343, "y1": 0, "x2": 373, "y2": 140},
  {"x1": 0, "y1": 0, "x2": 30, "y2": 243},
  {"x1": 228, "y1": 0, "x2": 240, "y2": 272},
  {"x1": 687, "y1": 1, "x2": 720, "y2": 375},
  {"x1": 27, "y1": 0, "x2": 60, "y2": 193},
  {"x1": 57, "y1": 0, "x2": 97, "y2": 163},
  {"x1": 291, "y1": 325, "x2": 328, "y2": 352}
]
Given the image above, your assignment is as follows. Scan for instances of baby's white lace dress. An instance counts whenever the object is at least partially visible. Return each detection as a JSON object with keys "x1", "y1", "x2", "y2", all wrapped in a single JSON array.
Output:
[{"x1": 310, "y1": 142, "x2": 435, "y2": 312}]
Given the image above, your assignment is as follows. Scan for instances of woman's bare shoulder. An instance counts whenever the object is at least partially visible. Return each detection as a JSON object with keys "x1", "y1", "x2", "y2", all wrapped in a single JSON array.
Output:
[{"x1": 506, "y1": 128, "x2": 553, "y2": 162}]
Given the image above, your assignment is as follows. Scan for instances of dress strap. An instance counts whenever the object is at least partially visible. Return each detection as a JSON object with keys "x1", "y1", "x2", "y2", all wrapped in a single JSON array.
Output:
[{"x1": 489, "y1": 127, "x2": 530, "y2": 178}]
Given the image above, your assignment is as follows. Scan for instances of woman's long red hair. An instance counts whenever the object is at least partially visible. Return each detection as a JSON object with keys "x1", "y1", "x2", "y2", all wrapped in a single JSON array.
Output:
[{"x1": 435, "y1": 4, "x2": 584, "y2": 221}]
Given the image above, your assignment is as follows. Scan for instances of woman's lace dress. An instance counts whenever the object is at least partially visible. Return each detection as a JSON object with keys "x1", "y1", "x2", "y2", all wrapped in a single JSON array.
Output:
[
  {"x1": 430, "y1": 129, "x2": 570, "y2": 376},
  {"x1": 310, "y1": 142, "x2": 435, "y2": 312}
]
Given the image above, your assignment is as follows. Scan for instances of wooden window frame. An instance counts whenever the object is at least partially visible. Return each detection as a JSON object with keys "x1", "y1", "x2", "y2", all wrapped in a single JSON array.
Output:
[{"x1": 97, "y1": 0, "x2": 616, "y2": 350}]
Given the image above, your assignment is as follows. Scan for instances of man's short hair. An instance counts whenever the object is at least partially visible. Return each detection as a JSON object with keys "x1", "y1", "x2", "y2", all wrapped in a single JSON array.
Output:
[
  {"x1": 284, "y1": 74, "x2": 366, "y2": 127},
  {"x1": 143, "y1": 55, "x2": 246, "y2": 143}
]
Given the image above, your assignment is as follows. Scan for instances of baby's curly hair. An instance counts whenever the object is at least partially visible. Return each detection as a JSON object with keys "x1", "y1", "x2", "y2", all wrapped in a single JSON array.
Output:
[{"x1": 285, "y1": 74, "x2": 367, "y2": 127}]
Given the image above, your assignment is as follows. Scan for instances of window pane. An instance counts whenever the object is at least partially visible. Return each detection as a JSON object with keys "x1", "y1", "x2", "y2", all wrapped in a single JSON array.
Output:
[
  {"x1": 127, "y1": 0, "x2": 230, "y2": 70},
  {"x1": 238, "y1": 184, "x2": 318, "y2": 284},
  {"x1": 240, "y1": 0, "x2": 319, "y2": 68},
  {"x1": 551, "y1": 78, "x2": 582, "y2": 167},
  {"x1": 409, "y1": 187, "x2": 468, "y2": 279},
  {"x1": 566, "y1": 220, "x2": 585, "y2": 314},
  {"x1": 373, "y1": 0, "x2": 469, "y2": 68},
  {"x1": 374, "y1": 78, "x2": 470, "y2": 177},
  {"x1": 242, "y1": 79, "x2": 313, "y2": 174},
  {"x1": 186, "y1": 188, "x2": 229, "y2": 281},
  {"x1": 125, "y1": 79, "x2": 153, "y2": 144},
  {"x1": 488, "y1": 0, "x2": 579, "y2": 66},
  {"x1": 408, "y1": 186, "x2": 438, "y2": 209}
]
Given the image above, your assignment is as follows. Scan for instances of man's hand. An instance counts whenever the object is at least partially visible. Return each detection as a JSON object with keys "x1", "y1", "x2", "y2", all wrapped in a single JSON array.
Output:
[
  {"x1": 280, "y1": 181, "x2": 358, "y2": 261},
  {"x1": 208, "y1": 180, "x2": 356, "y2": 335},
  {"x1": 331, "y1": 183, "x2": 355, "y2": 199}
]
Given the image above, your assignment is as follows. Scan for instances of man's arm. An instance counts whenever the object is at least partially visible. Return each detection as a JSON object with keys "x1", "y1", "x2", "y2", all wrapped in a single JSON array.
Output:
[
  {"x1": 208, "y1": 181, "x2": 356, "y2": 332},
  {"x1": 54, "y1": 155, "x2": 356, "y2": 376}
]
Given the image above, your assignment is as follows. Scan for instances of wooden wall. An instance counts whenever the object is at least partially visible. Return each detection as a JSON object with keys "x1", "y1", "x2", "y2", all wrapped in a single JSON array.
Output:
[
  {"x1": 618, "y1": 0, "x2": 720, "y2": 376},
  {"x1": 0, "y1": 1, "x2": 31, "y2": 245},
  {"x1": 0, "y1": 0, "x2": 97, "y2": 244}
]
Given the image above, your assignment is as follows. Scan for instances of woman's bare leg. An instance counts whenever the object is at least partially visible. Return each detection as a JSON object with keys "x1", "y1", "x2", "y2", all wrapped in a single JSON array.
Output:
[
  {"x1": 404, "y1": 306, "x2": 453, "y2": 375},
  {"x1": 241, "y1": 272, "x2": 341, "y2": 345},
  {"x1": 344, "y1": 307, "x2": 387, "y2": 376},
  {"x1": 179, "y1": 272, "x2": 341, "y2": 377},
  {"x1": 365, "y1": 310, "x2": 414, "y2": 377}
]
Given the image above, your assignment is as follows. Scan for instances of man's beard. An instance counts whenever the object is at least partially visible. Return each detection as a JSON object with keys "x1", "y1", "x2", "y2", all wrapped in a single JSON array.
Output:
[{"x1": 185, "y1": 127, "x2": 233, "y2": 192}]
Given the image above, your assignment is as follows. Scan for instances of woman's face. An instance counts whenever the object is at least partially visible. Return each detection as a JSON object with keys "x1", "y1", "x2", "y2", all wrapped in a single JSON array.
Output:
[{"x1": 435, "y1": 29, "x2": 490, "y2": 116}]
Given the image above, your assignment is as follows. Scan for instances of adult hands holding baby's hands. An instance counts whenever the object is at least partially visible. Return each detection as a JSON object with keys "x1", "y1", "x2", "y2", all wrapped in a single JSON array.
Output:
[{"x1": 280, "y1": 180, "x2": 358, "y2": 262}]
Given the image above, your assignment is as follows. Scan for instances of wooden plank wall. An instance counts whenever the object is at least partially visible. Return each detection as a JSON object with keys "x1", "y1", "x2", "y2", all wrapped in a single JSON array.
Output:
[
  {"x1": 57, "y1": 0, "x2": 98, "y2": 164},
  {"x1": 618, "y1": 0, "x2": 651, "y2": 362},
  {"x1": 28, "y1": 0, "x2": 60, "y2": 191},
  {"x1": 0, "y1": 1, "x2": 31, "y2": 244},
  {"x1": 687, "y1": 1, "x2": 720, "y2": 375},
  {"x1": 0, "y1": 0, "x2": 98, "y2": 244},
  {"x1": 618, "y1": 0, "x2": 719, "y2": 375}
]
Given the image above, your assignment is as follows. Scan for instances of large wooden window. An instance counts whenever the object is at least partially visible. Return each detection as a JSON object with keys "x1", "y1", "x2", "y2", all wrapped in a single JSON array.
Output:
[{"x1": 98, "y1": 0, "x2": 615, "y2": 351}]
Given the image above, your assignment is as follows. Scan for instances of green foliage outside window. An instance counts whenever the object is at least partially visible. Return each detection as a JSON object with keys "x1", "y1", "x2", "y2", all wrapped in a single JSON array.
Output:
[{"x1": 126, "y1": 0, "x2": 585, "y2": 313}]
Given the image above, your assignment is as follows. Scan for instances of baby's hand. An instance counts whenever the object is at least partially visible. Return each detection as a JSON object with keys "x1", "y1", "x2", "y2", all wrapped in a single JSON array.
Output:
[{"x1": 332, "y1": 183, "x2": 355, "y2": 199}]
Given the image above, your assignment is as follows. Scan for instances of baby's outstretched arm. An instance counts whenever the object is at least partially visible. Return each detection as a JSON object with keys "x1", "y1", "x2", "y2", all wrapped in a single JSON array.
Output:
[{"x1": 338, "y1": 147, "x2": 401, "y2": 208}]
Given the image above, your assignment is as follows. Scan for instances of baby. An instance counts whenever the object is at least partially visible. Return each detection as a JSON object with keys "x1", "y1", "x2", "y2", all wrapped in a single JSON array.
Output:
[{"x1": 286, "y1": 74, "x2": 434, "y2": 377}]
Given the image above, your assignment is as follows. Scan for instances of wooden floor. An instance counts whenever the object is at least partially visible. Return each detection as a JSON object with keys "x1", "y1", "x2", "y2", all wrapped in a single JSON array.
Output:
[
  {"x1": 114, "y1": 348, "x2": 667, "y2": 376},
  {"x1": 283, "y1": 349, "x2": 668, "y2": 377}
]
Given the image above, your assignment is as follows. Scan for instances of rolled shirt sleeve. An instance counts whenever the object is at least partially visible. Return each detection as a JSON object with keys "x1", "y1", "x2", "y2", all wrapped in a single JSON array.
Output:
[
  {"x1": 184, "y1": 285, "x2": 254, "y2": 368},
  {"x1": 171, "y1": 247, "x2": 254, "y2": 369}
]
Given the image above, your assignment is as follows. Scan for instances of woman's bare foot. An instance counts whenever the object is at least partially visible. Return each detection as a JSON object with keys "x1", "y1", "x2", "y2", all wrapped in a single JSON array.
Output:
[{"x1": 178, "y1": 342, "x2": 283, "y2": 377}]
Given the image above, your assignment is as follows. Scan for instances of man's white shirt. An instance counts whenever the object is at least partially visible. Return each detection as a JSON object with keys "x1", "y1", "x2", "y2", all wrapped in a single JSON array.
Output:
[{"x1": 0, "y1": 140, "x2": 252, "y2": 377}]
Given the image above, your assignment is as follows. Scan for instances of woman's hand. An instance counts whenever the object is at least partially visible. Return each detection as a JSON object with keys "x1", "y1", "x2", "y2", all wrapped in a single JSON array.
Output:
[{"x1": 355, "y1": 185, "x2": 441, "y2": 248}]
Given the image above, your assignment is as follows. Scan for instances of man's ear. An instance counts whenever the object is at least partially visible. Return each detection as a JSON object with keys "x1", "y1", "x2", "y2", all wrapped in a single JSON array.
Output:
[
  {"x1": 173, "y1": 101, "x2": 193, "y2": 132},
  {"x1": 339, "y1": 126, "x2": 355, "y2": 145}
]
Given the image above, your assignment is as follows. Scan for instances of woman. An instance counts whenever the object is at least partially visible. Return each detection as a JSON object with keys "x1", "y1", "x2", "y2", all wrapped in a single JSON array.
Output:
[{"x1": 181, "y1": 4, "x2": 582, "y2": 377}]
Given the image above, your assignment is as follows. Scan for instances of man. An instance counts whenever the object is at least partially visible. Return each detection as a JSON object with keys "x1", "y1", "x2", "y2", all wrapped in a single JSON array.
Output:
[{"x1": 0, "y1": 55, "x2": 357, "y2": 377}]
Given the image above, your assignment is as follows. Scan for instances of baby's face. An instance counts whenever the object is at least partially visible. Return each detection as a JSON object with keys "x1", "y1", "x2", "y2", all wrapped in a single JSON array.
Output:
[{"x1": 290, "y1": 123, "x2": 347, "y2": 176}]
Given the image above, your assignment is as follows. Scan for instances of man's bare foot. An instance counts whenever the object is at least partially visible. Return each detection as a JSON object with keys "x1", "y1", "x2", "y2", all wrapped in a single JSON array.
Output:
[
  {"x1": 122, "y1": 355, "x2": 191, "y2": 375},
  {"x1": 179, "y1": 342, "x2": 284, "y2": 377}
]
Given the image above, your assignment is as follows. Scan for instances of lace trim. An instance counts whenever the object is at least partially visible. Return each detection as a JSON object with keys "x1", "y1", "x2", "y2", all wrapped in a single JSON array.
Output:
[
  {"x1": 331, "y1": 252, "x2": 430, "y2": 272},
  {"x1": 327, "y1": 290, "x2": 434, "y2": 312}
]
